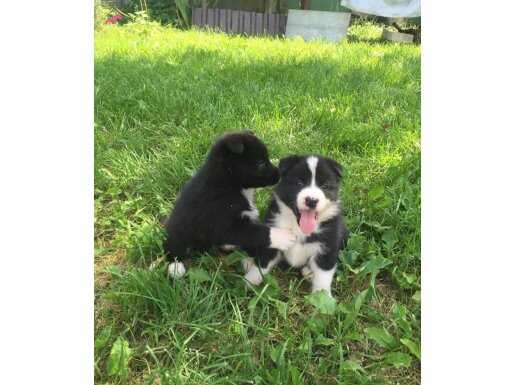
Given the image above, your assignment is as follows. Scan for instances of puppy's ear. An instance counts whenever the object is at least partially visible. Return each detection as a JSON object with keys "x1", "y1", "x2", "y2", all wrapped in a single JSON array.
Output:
[
  {"x1": 279, "y1": 155, "x2": 302, "y2": 175},
  {"x1": 326, "y1": 158, "x2": 343, "y2": 179},
  {"x1": 224, "y1": 136, "x2": 244, "y2": 155}
]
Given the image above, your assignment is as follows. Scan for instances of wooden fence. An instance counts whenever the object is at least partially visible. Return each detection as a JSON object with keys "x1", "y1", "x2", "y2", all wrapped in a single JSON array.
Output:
[{"x1": 192, "y1": 8, "x2": 287, "y2": 36}]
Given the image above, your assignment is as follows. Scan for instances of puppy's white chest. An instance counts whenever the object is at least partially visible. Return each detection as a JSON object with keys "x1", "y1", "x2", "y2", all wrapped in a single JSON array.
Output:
[{"x1": 284, "y1": 241, "x2": 323, "y2": 268}]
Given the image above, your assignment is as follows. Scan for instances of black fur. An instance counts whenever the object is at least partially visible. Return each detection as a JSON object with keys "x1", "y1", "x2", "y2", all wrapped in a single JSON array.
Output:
[{"x1": 163, "y1": 131, "x2": 282, "y2": 264}]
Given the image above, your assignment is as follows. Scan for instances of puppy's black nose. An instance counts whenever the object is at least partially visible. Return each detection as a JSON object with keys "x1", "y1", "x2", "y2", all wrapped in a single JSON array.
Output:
[{"x1": 305, "y1": 197, "x2": 318, "y2": 209}]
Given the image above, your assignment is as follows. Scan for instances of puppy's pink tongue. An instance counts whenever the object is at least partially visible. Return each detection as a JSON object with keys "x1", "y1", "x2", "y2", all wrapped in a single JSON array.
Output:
[{"x1": 299, "y1": 210, "x2": 317, "y2": 235}]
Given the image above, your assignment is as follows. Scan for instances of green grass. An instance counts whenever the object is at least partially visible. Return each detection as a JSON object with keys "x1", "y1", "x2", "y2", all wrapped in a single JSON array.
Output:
[{"x1": 95, "y1": 21, "x2": 420, "y2": 385}]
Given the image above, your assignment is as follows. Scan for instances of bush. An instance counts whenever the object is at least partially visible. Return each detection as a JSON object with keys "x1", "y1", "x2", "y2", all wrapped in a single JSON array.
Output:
[
  {"x1": 117, "y1": 0, "x2": 195, "y2": 27},
  {"x1": 95, "y1": 1, "x2": 116, "y2": 30}
]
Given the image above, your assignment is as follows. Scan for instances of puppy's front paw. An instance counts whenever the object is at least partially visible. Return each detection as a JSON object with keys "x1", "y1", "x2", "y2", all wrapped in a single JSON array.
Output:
[
  {"x1": 244, "y1": 265, "x2": 264, "y2": 286},
  {"x1": 167, "y1": 261, "x2": 186, "y2": 279},
  {"x1": 241, "y1": 257, "x2": 255, "y2": 273},
  {"x1": 270, "y1": 228, "x2": 296, "y2": 251}
]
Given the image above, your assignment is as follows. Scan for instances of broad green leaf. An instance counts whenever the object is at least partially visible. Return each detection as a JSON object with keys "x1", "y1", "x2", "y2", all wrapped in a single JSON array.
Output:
[
  {"x1": 400, "y1": 338, "x2": 421, "y2": 360},
  {"x1": 107, "y1": 336, "x2": 132, "y2": 377},
  {"x1": 381, "y1": 230, "x2": 398, "y2": 249},
  {"x1": 343, "y1": 249, "x2": 360, "y2": 266},
  {"x1": 187, "y1": 268, "x2": 210, "y2": 283},
  {"x1": 95, "y1": 325, "x2": 112, "y2": 351},
  {"x1": 354, "y1": 288, "x2": 369, "y2": 312},
  {"x1": 392, "y1": 304, "x2": 413, "y2": 336},
  {"x1": 392, "y1": 267, "x2": 418, "y2": 289},
  {"x1": 341, "y1": 289, "x2": 369, "y2": 332},
  {"x1": 314, "y1": 335, "x2": 334, "y2": 346},
  {"x1": 346, "y1": 234, "x2": 366, "y2": 253},
  {"x1": 384, "y1": 352, "x2": 412, "y2": 368},
  {"x1": 104, "y1": 265, "x2": 122, "y2": 277},
  {"x1": 357, "y1": 257, "x2": 392, "y2": 278},
  {"x1": 271, "y1": 299, "x2": 288, "y2": 320},
  {"x1": 364, "y1": 221, "x2": 390, "y2": 232},
  {"x1": 306, "y1": 290, "x2": 337, "y2": 315},
  {"x1": 402, "y1": 272, "x2": 417, "y2": 285},
  {"x1": 306, "y1": 315, "x2": 328, "y2": 334},
  {"x1": 340, "y1": 360, "x2": 363, "y2": 373},
  {"x1": 289, "y1": 366, "x2": 303, "y2": 385},
  {"x1": 356, "y1": 257, "x2": 392, "y2": 288},
  {"x1": 344, "y1": 331, "x2": 363, "y2": 342},
  {"x1": 365, "y1": 327, "x2": 397, "y2": 349},
  {"x1": 270, "y1": 340, "x2": 288, "y2": 365},
  {"x1": 369, "y1": 186, "x2": 385, "y2": 201},
  {"x1": 412, "y1": 290, "x2": 421, "y2": 302},
  {"x1": 298, "y1": 333, "x2": 312, "y2": 353}
]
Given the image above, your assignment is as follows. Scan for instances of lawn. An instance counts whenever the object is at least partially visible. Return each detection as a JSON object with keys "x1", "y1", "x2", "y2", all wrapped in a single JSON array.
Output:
[{"x1": 95, "y1": 21, "x2": 421, "y2": 385}]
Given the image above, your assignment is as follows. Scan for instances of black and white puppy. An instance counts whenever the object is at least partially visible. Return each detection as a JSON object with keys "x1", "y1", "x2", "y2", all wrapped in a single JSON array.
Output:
[
  {"x1": 242, "y1": 155, "x2": 349, "y2": 297},
  {"x1": 163, "y1": 131, "x2": 296, "y2": 278}
]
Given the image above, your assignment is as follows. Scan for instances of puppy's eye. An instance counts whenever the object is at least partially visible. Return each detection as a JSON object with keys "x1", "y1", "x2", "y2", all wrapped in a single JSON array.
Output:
[{"x1": 296, "y1": 179, "x2": 303, "y2": 187}]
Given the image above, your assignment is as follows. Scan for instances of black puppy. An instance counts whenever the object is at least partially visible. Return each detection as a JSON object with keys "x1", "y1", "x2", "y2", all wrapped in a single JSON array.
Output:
[
  {"x1": 164, "y1": 131, "x2": 296, "y2": 278},
  {"x1": 242, "y1": 155, "x2": 349, "y2": 297}
]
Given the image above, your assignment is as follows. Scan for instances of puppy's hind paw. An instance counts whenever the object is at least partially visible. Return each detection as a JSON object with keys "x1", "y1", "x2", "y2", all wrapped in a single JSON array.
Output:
[
  {"x1": 270, "y1": 228, "x2": 296, "y2": 251},
  {"x1": 244, "y1": 265, "x2": 264, "y2": 286},
  {"x1": 167, "y1": 261, "x2": 186, "y2": 279},
  {"x1": 241, "y1": 257, "x2": 255, "y2": 273}
]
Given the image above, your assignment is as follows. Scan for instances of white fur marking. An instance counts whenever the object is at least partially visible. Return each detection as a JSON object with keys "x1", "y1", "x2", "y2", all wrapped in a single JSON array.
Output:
[
  {"x1": 168, "y1": 261, "x2": 186, "y2": 278},
  {"x1": 269, "y1": 227, "x2": 296, "y2": 251},
  {"x1": 309, "y1": 258, "x2": 336, "y2": 297},
  {"x1": 244, "y1": 265, "x2": 264, "y2": 285},
  {"x1": 284, "y1": 241, "x2": 324, "y2": 268},
  {"x1": 297, "y1": 156, "x2": 331, "y2": 215},
  {"x1": 241, "y1": 188, "x2": 259, "y2": 221},
  {"x1": 243, "y1": 253, "x2": 282, "y2": 286},
  {"x1": 307, "y1": 156, "x2": 319, "y2": 186}
]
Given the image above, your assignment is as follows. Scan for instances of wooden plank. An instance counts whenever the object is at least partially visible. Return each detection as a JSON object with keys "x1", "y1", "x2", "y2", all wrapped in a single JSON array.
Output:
[
  {"x1": 228, "y1": 9, "x2": 233, "y2": 32},
  {"x1": 214, "y1": 8, "x2": 220, "y2": 30},
  {"x1": 219, "y1": 9, "x2": 227, "y2": 32},
  {"x1": 230, "y1": 10, "x2": 239, "y2": 34},
  {"x1": 207, "y1": 8, "x2": 214, "y2": 27},
  {"x1": 267, "y1": 14, "x2": 273, "y2": 35},
  {"x1": 272, "y1": 13, "x2": 279, "y2": 35},
  {"x1": 280, "y1": 14, "x2": 287, "y2": 35},
  {"x1": 255, "y1": 13, "x2": 263, "y2": 35},
  {"x1": 245, "y1": 12, "x2": 252, "y2": 36},
  {"x1": 191, "y1": 7, "x2": 286, "y2": 36},
  {"x1": 240, "y1": 11, "x2": 245, "y2": 35},
  {"x1": 252, "y1": 12, "x2": 257, "y2": 35},
  {"x1": 191, "y1": 8, "x2": 198, "y2": 26},
  {"x1": 226, "y1": 9, "x2": 232, "y2": 32},
  {"x1": 202, "y1": 7, "x2": 208, "y2": 26}
]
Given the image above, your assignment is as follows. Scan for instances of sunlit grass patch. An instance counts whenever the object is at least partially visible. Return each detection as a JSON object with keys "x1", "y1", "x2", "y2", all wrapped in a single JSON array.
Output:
[{"x1": 95, "y1": 21, "x2": 420, "y2": 385}]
